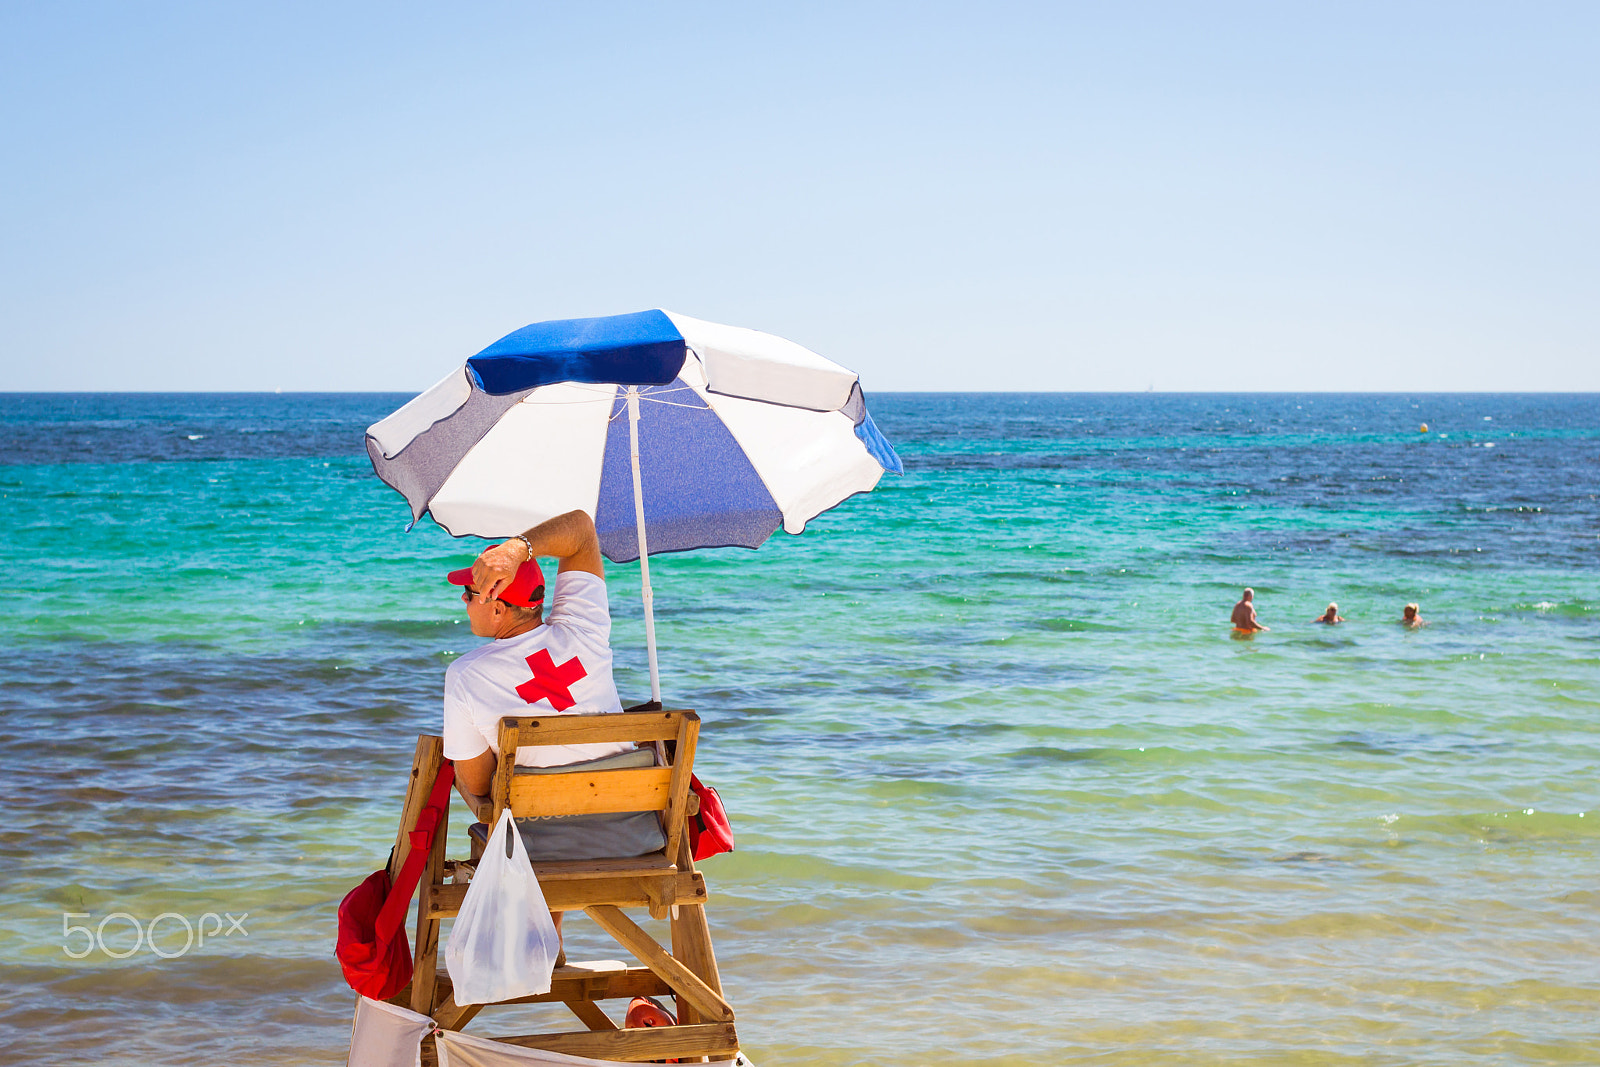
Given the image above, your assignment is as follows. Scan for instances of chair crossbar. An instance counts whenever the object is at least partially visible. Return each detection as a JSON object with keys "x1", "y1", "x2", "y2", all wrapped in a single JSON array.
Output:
[{"x1": 508, "y1": 765, "x2": 672, "y2": 817}]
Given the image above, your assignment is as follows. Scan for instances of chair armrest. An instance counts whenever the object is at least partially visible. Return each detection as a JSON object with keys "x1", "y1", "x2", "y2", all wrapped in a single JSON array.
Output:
[{"x1": 457, "y1": 788, "x2": 493, "y2": 822}]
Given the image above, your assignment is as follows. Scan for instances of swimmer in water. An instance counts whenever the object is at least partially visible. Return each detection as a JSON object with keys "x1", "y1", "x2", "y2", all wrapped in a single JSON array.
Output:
[
  {"x1": 1231, "y1": 588, "x2": 1267, "y2": 632},
  {"x1": 1402, "y1": 602, "x2": 1425, "y2": 628},
  {"x1": 1313, "y1": 603, "x2": 1344, "y2": 624}
]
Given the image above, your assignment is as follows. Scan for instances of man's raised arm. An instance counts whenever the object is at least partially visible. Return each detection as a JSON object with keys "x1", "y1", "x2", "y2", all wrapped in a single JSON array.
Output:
[{"x1": 471, "y1": 510, "x2": 604, "y2": 603}]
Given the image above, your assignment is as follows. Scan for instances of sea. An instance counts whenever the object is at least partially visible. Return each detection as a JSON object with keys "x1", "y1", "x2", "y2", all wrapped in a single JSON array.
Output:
[{"x1": 1, "y1": 392, "x2": 1597, "y2": 1066}]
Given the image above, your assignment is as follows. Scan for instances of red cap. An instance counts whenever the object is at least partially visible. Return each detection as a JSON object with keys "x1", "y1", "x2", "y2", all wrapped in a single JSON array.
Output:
[{"x1": 447, "y1": 558, "x2": 546, "y2": 607}]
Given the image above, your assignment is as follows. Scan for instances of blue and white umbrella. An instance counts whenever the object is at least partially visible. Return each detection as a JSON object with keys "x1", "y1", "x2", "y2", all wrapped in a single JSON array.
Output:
[{"x1": 366, "y1": 308, "x2": 902, "y2": 701}]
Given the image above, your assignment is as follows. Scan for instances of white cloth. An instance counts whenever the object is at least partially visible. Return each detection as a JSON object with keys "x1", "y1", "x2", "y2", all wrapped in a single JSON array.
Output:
[
  {"x1": 438, "y1": 1028, "x2": 752, "y2": 1067},
  {"x1": 350, "y1": 995, "x2": 755, "y2": 1067},
  {"x1": 443, "y1": 570, "x2": 631, "y2": 768},
  {"x1": 348, "y1": 996, "x2": 432, "y2": 1067}
]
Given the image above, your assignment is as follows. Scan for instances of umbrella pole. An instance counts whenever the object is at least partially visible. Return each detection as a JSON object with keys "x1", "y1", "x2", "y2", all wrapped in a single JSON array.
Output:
[{"x1": 625, "y1": 387, "x2": 662, "y2": 704}]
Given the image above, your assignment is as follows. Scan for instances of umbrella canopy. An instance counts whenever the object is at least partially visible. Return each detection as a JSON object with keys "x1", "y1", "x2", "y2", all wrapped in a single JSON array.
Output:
[
  {"x1": 366, "y1": 309, "x2": 902, "y2": 701},
  {"x1": 367, "y1": 309, "x2": 901, "y2": 561}
]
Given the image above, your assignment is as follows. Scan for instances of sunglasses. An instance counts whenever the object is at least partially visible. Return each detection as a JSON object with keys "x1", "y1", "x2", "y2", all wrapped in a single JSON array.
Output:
[{"x1": 460, "y1": 585, "x2": 544, "y2": 605}]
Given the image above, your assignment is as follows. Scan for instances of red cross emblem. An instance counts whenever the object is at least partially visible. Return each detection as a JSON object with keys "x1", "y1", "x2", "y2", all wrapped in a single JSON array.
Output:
[{"x1": 515, "y1": 648, "x2": 587, "y2": 711}]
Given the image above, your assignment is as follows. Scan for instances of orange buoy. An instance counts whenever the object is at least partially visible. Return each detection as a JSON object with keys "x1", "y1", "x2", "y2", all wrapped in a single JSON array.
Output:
[
  {"x1": 625, "y1": 997, "x2": 680, "y2": 1062},
  {"x1": 1419, "y1": 423, "x2": 1429, "y2": 433},
  {"x1": 625, "y1": 995, "x2": 676, "y2": 1029}
]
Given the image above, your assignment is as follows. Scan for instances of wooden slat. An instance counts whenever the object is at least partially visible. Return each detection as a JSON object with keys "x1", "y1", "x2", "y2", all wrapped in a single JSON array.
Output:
[
  {"x1": 426, "y1": 870, "x2": 705, "y2": 917},
  {"x1": 564, "y1": 999, "x2": 619, "y2": 1031},
  {"x1": 389, "y1": 735, "x2": 443, "y2": 884},
  {"x1": 516, "y1": 968, "x2": 671, "y2": 1005},
  {"x1": 508, "y1": 766, "x2": 672, "y2": 817},
  {"x1": 497, "y1": 709, "x2": 690, "y2": 747},
  {"x1": 661, "y1": 715, "x2": 698, "y2": 877},
  {"x1": 584, "y1": 905, "x2": 733, "y2": 1024},
  {"x1": 490, "y1": 1023, "x2": 739, "y2": 1062},
  {"x1": 434, "y1": 962, "x2": 673, "y2": 1006},
  {"x1": 533, "y1": 854, "x2": 679, "y2": 878}
]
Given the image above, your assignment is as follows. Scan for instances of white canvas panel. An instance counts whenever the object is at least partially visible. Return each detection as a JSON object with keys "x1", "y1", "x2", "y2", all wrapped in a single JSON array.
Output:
[
  {"x1": 368, "y1": 366, "x2": 474, "y2": 459},
  {"x1": 347, "y1": 996, "x2": 431, "y2": 1067},
  {"x1": 428, "y1": 382, "x2": 617, "y2": 538},
  {"x1": 663, "y1": 310, "x2": 857, "y2": 413},
  {"x1": 702, "y1": 387, "x2": 886, "y2": 534},
  {"x1": 436, "y1": 1028, "x2": 749, "y2": 1067}
]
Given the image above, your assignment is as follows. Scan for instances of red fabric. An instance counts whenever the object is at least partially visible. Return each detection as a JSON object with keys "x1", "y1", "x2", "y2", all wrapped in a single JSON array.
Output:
[
  {"x1": 686, "y1": 774, "x2": 734, "y2": 862},
  {"x1": 447, "y1": 558, "x2": 545, "y2": 607},
  {"x1": 515, "y1": 648, "x2": 587, "y2": 711},
  {"x1": 336, "y1": 760, "x2": 456, "y2": 1000}
]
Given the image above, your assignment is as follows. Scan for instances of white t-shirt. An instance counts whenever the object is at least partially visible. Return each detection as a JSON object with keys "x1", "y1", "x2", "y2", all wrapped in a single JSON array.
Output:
[{"x1": 442, "y1": 569, "x2": 632, "y2": 768}]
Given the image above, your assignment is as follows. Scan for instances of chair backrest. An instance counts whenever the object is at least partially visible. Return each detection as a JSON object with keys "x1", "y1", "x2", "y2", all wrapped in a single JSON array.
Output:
[{"x1": 487, "y1": 708, "x2": 699, "y2": 866}]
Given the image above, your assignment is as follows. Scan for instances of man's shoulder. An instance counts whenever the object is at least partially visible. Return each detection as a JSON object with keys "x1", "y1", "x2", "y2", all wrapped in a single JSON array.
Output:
[{"x1": 446, "y1": 640, "x2": 516, "y2": 677}]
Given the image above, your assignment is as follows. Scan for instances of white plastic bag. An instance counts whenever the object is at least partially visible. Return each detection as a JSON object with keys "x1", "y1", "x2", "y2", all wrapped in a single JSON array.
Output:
[{"x1": 445, "y1": 809, "x2": 562, "y2": 1005}]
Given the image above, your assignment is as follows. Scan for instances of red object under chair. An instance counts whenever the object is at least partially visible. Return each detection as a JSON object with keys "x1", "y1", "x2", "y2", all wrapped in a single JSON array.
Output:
[
  {"x1": 625, "y1": 996, "x2": 680, "y2": 1062},
  {"x1": 336, "y1": 760, "x2": 456, "y2": 1000}
]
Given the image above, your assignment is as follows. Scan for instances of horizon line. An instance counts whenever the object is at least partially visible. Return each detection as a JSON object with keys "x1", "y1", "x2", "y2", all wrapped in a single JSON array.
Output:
[{"x1": 3, "y1": 389, "x2": 1598, "y2": 397}]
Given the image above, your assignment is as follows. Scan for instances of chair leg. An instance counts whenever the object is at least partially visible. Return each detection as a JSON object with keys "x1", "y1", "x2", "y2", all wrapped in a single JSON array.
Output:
[
  {"x1": 390, "y1": 736, "x2": 444, "y2": 884},
  {"x1": 410, "y1": 805, "x2": 449, "y2": 1015},
  {"x1": 433, "y1": 992, "x2": 483, "y2": 1032},
  {"x1": 670, "y1": 902, "x2": 724, "y2": 1026}
]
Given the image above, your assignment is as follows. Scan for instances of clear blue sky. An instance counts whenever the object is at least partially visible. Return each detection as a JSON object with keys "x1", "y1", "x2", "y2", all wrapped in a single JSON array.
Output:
[{"x1": 2, "y1": 2, "x2": 1595, "y2": 392}]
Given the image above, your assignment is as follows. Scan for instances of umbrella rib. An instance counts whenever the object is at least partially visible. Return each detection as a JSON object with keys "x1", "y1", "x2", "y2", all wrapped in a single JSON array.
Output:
[
  {"x1": 604, "y1": 396, "x2": 711, "y2": 425},
  {"x1": 638, "y1": 383, "x2": 710, "y2": 409},
  {"x1": 516, "y1": 395, "x2": 618, "y2": 407},
  {"x1": 638, "y1": 397, "x2": 712, "y2": 410}
]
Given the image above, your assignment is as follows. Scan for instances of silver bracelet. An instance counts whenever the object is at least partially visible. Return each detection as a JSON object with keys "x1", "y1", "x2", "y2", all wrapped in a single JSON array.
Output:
[{"x1": 512, "y1": 534, "x2": 534, "y2": 561}]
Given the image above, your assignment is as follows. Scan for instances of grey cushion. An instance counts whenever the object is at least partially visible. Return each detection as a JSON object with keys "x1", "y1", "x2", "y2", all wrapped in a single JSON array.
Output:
[{"x1": 471, "y1": 747, "x2": 668, "y2": 862}]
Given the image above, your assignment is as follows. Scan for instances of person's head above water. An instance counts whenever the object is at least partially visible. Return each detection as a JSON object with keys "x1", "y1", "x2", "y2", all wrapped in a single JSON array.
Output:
[
  {"x1": 449, "y1": 558, "x2": 546, "y2": 638},
  {"x1": 1242, "y1": 588, "x2": 1254, "y2": 602},
  {"x1": 1403, "y1": 602, "x2": 1420, "y2": 621},
  {"x1": 1322, "y1": 603, "x2": 1339, "y2": 621}
]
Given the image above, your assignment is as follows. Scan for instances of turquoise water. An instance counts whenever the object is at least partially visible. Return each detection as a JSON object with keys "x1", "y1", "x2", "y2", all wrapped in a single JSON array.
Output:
[{"x1": 2, "y1": 392, "x2": 1598, "y2": 1065}]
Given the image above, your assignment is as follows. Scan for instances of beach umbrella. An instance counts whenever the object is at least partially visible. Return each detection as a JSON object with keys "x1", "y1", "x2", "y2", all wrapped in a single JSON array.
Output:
[{"x1": 366, "y1": 308, "x2": 902, "y2": 703}]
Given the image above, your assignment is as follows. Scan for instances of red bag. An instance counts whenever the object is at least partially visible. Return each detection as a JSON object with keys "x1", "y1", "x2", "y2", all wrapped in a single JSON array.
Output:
[
  {"x1": 336, "y1": 761, "x2": 455, "y2": 1000},
  {"x1": 686, "y1": 774, "x2": 734, "y2": 862}
]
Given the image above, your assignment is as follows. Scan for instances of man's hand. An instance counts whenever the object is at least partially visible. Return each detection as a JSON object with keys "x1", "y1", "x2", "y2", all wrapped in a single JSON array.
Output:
[
  {"x1": 471, "y1": 538, "x2": 532, "y2": 603},
  {"x1": 472, "y1": 511, "x2": 604, "y2": 602}
]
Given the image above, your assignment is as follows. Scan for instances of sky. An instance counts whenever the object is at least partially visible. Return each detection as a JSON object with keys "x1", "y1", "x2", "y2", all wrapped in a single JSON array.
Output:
[{"x1": 1, "y1": 2, "x2": 1596, "y2": 393}]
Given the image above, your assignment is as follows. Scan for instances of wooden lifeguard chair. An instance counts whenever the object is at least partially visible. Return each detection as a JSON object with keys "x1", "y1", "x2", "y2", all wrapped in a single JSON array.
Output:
[{"x1": 384, "y1": 708, "x2": 739, "y2": 1065}]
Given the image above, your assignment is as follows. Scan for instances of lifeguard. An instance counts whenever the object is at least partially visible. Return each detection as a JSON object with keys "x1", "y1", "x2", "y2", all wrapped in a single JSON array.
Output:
[{"x1": 443, "y1": 509, "x2": 632, "y2": 807}]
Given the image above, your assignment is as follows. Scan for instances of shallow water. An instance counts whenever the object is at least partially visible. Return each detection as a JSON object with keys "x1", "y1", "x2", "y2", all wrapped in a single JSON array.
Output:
[{"x1": 2, "y1": 392, "x2": 1597, "y2": 1065}]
